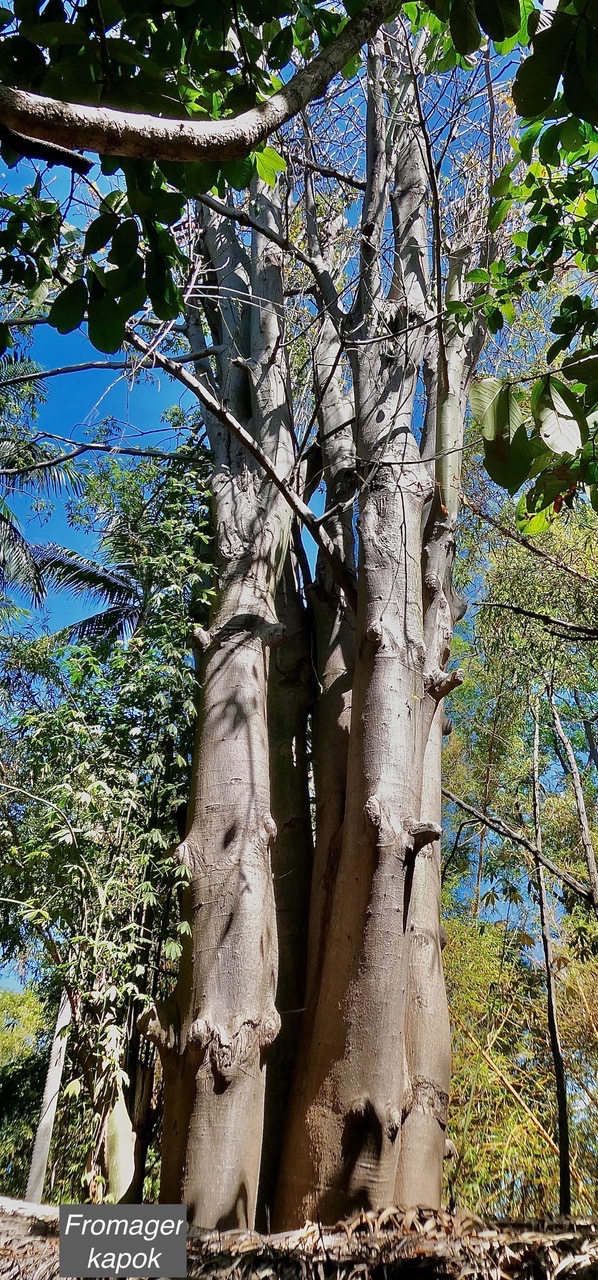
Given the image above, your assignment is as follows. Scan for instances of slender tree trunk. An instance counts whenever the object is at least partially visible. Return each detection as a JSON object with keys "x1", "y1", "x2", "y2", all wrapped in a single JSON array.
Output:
[
  {"x1": 549, "y1": 690, "x2": 598, "y2": 911},
  {"x1": 26, "y1": 990, "x2": 71, "y2": 1203},
  {"x1": 532, "y1": 709, "x2": 571, "y2": 1216}
]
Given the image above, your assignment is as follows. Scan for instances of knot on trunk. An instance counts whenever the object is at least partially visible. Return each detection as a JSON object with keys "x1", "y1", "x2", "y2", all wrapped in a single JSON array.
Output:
[
  {"x1": 364, "y1": 620, "x2": 384, "y2": 651},
  {"x1": 364, "y1": 795, "x2": 383, "y2": 829},
  {"x1": 175, "y1": 840, "x2": 195, "y2": 869},
  {"x1": 386, "y1": 1104, "x2": 401, "y2": 1142},
  {"x1": 191, "y1": 625, "x2": 212, "y2": 650},
  {"x1": 187, "y1": 1010, "x2": 281, "y2": 1082},
  {"x1": 406, "y1": 820, "x2": 442, "y2": 855},
  {"x1": 408, "y1": 1077, "x2": 449, "y2": 1127},
  {"x1": 261, "y1": 621, "x2": 287, "y2": 649},
  {"x1": 262, "y1": 813, "x2": 277, "y2": 841},
  {"x1": 424, "y1": 666, "x2": 464, "y2": 702}
]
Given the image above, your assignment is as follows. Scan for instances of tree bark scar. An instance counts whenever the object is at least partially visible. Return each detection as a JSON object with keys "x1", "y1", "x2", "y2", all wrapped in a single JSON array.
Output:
[{"x1": 407, "y1": 1078, "x2": 449, "y2": 1127}]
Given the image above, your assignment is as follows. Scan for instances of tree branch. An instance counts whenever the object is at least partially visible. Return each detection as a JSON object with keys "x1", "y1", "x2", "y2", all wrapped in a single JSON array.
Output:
[
  {"x1": 442, "y1": 787, "x2": 593, "y2": 904},
  {"x1": 0, "y1": 0, "x2": 395, "y2": 165},
  {"x1": 464, "y1": 498, "x2": 598, "y2": 587},
  {"x1": 0, "y1": 123, "x2": 93, "y2": 175},
  {"x1": 480, "y1": 601, "x2": 598, "y2": 640},
  {"x1": 0, "y1": 348, "x2": 221, "y2": 390},
  {"x1": 127, "y1": 329, "x2": 358, "y2": 610}
]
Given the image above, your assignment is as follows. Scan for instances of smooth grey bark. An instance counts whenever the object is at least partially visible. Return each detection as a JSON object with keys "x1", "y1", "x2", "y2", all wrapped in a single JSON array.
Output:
[
  {"x1": 277, "y1": 37, "x2": 445, "y2": 1224},
  {"x1": 532, "y1": 710, "x2": 571, "y2": 1217},
  {"x1": 276, "y1": 25, "x2": 491, "y2": 1222},
  {"x1": 301, "y1": 171, "x2": 357, "y2": 1002},
  {"x1": 141, "y1": 183, "x2": 296, "y2": 1228},
  {"x1": 26, "y1": 990, "x2": 71, "y2": 1203}
]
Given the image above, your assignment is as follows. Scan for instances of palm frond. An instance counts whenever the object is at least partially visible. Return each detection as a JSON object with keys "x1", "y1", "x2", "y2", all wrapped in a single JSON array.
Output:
[
  {"x1": 64, "y1": 603, "x2": 142, "y2": 646},
  {"x1": 33, "y1": 545, "x2": 138, "y2": 608},
  {"x1": 0, "y1": 515, "x2": 45, "y2": 604},
  {"x1": 0, "y1": 437, "x2": 82, "y2": 495},
  {"x1": 0, "y1": 355, "x2": 46, "y2": 410}
]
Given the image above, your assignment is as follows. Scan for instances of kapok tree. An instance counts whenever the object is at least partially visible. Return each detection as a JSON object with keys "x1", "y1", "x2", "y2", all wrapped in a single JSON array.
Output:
[{"x1": 126, "y1": 19, "x2": 507, "y2": 1227}]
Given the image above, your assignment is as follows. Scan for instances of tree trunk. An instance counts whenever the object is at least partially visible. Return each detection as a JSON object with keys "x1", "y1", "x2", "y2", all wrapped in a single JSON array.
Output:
[
  {"x1": 142, "y1": 183, "x2": 295, "y2": 1228},
  {"x1": 532, "y1": 709, "x2": 571, "y2": 1216},
  {"x1": 26, "y1": 990, "x2": 71, "y2": 1203},
  {"x1": 257, "y1": 555, "x2": 314, "y2": 1229}
]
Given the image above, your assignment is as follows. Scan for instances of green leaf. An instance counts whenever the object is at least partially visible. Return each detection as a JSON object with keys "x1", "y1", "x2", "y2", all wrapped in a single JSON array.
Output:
[
  {"x1": 87, "y1": 295, "x2": 126, "y2": 353},
  {"x1": 488, "y1": 197, "x2": 512, "y2": 232},
  {"x1": 589, "y1": 484, "x2": 598, "y2": 513},
  {"x1": 531, "y1": 376, "x2": 585, "y2": 455},
  {"x1": 474, "y1": 0, "x2": 520, "y2": 43},
  {"x1": 471, "y1": 378, "x2": 536, "y2": 492},
  {"x1": 267, "y1": 24, "x2": 293, "y2": 67},
  {"x1": 108, "y1": 217, "x2": 139, "y2": 266},
  {"x1": 63, "y1": 1078, "x2": 82, "y2": 1098},
  {"x1": 513, "y1": 25, "x2": 569, "y2": 118},
  {"x1": 341, "y1": 50, "x2": 361, "y2": 78},
  {"x1": 515, "y1": 489, "x2": 557, "y2": 535},
  {"x1": 222, "y1": 157, "x2": 255, "y2": 191},
  {"x1": 466, "y1": 267, "x2": 491, "y2": 283},
  {"x1": 254, "y1": 146, "x2": 286, "y2": 187},
  {"x1": 563, "y1": 27, "x2": 598, "y2": 128},
  {"x1": 518, "y1": 120, "x2": 543, "y2": 162},
  {"x1": 145, "y1": 252, "x2": 180, "y2": 321},
  {"x1": 450, "y1": 0, "x2": 481, "y2": 54},
  {"x1": 562, "y1": 349, "x2": 598, "y2": 383},
  {"x1": 48, "y1": 279, "x2": 88, "y2": 334},
  {"x1": 84, "y1": 213, "x2": 118, "y2": 256}
]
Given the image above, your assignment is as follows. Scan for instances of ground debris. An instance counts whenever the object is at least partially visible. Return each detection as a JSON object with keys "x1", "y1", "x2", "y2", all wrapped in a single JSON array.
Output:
[{"x1": 1, "y1": 1199, "x2": 598, "y2": 1279}]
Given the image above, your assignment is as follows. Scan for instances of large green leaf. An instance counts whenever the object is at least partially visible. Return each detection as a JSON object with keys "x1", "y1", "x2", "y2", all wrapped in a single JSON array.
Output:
[
  {"x1": 531, "y1": 377, "x2": 585, "y2": 456},
  {"x1": 48, "y1": 279, "x2": 88, "y2": 334},
  {"x1": 87, "y1": 295, "x2": 127, "y2": 353},
  {"x1": 474, "y1": 0, "x2": 520, "y2": 43},
  {"x1": 450, "y1": 0, "x2": 481, "y2": 54},
  {"x1": 512, "y1": 20, "x2": 571, "y2": 117},
  {"x1": 470, "y1": 378, "x2": 536, "y2": 493}
]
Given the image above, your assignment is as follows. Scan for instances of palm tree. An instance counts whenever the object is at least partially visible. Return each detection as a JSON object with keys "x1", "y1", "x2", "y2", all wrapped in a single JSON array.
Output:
[{"x1": 0, "y1": 354, "x2": 80, "y2": 610}]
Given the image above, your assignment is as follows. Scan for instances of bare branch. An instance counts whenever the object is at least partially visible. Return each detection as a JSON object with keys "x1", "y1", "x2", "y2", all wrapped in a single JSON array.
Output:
[
  {"x1": 442, "y1": 787, "x2": 593, "y2": 904},
  {"x1": 128, "y1": 329, "x2": 358, "y2": 610},
  {"x1": 480, "y1": 601, "x2": 598, "y2": 640}
]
